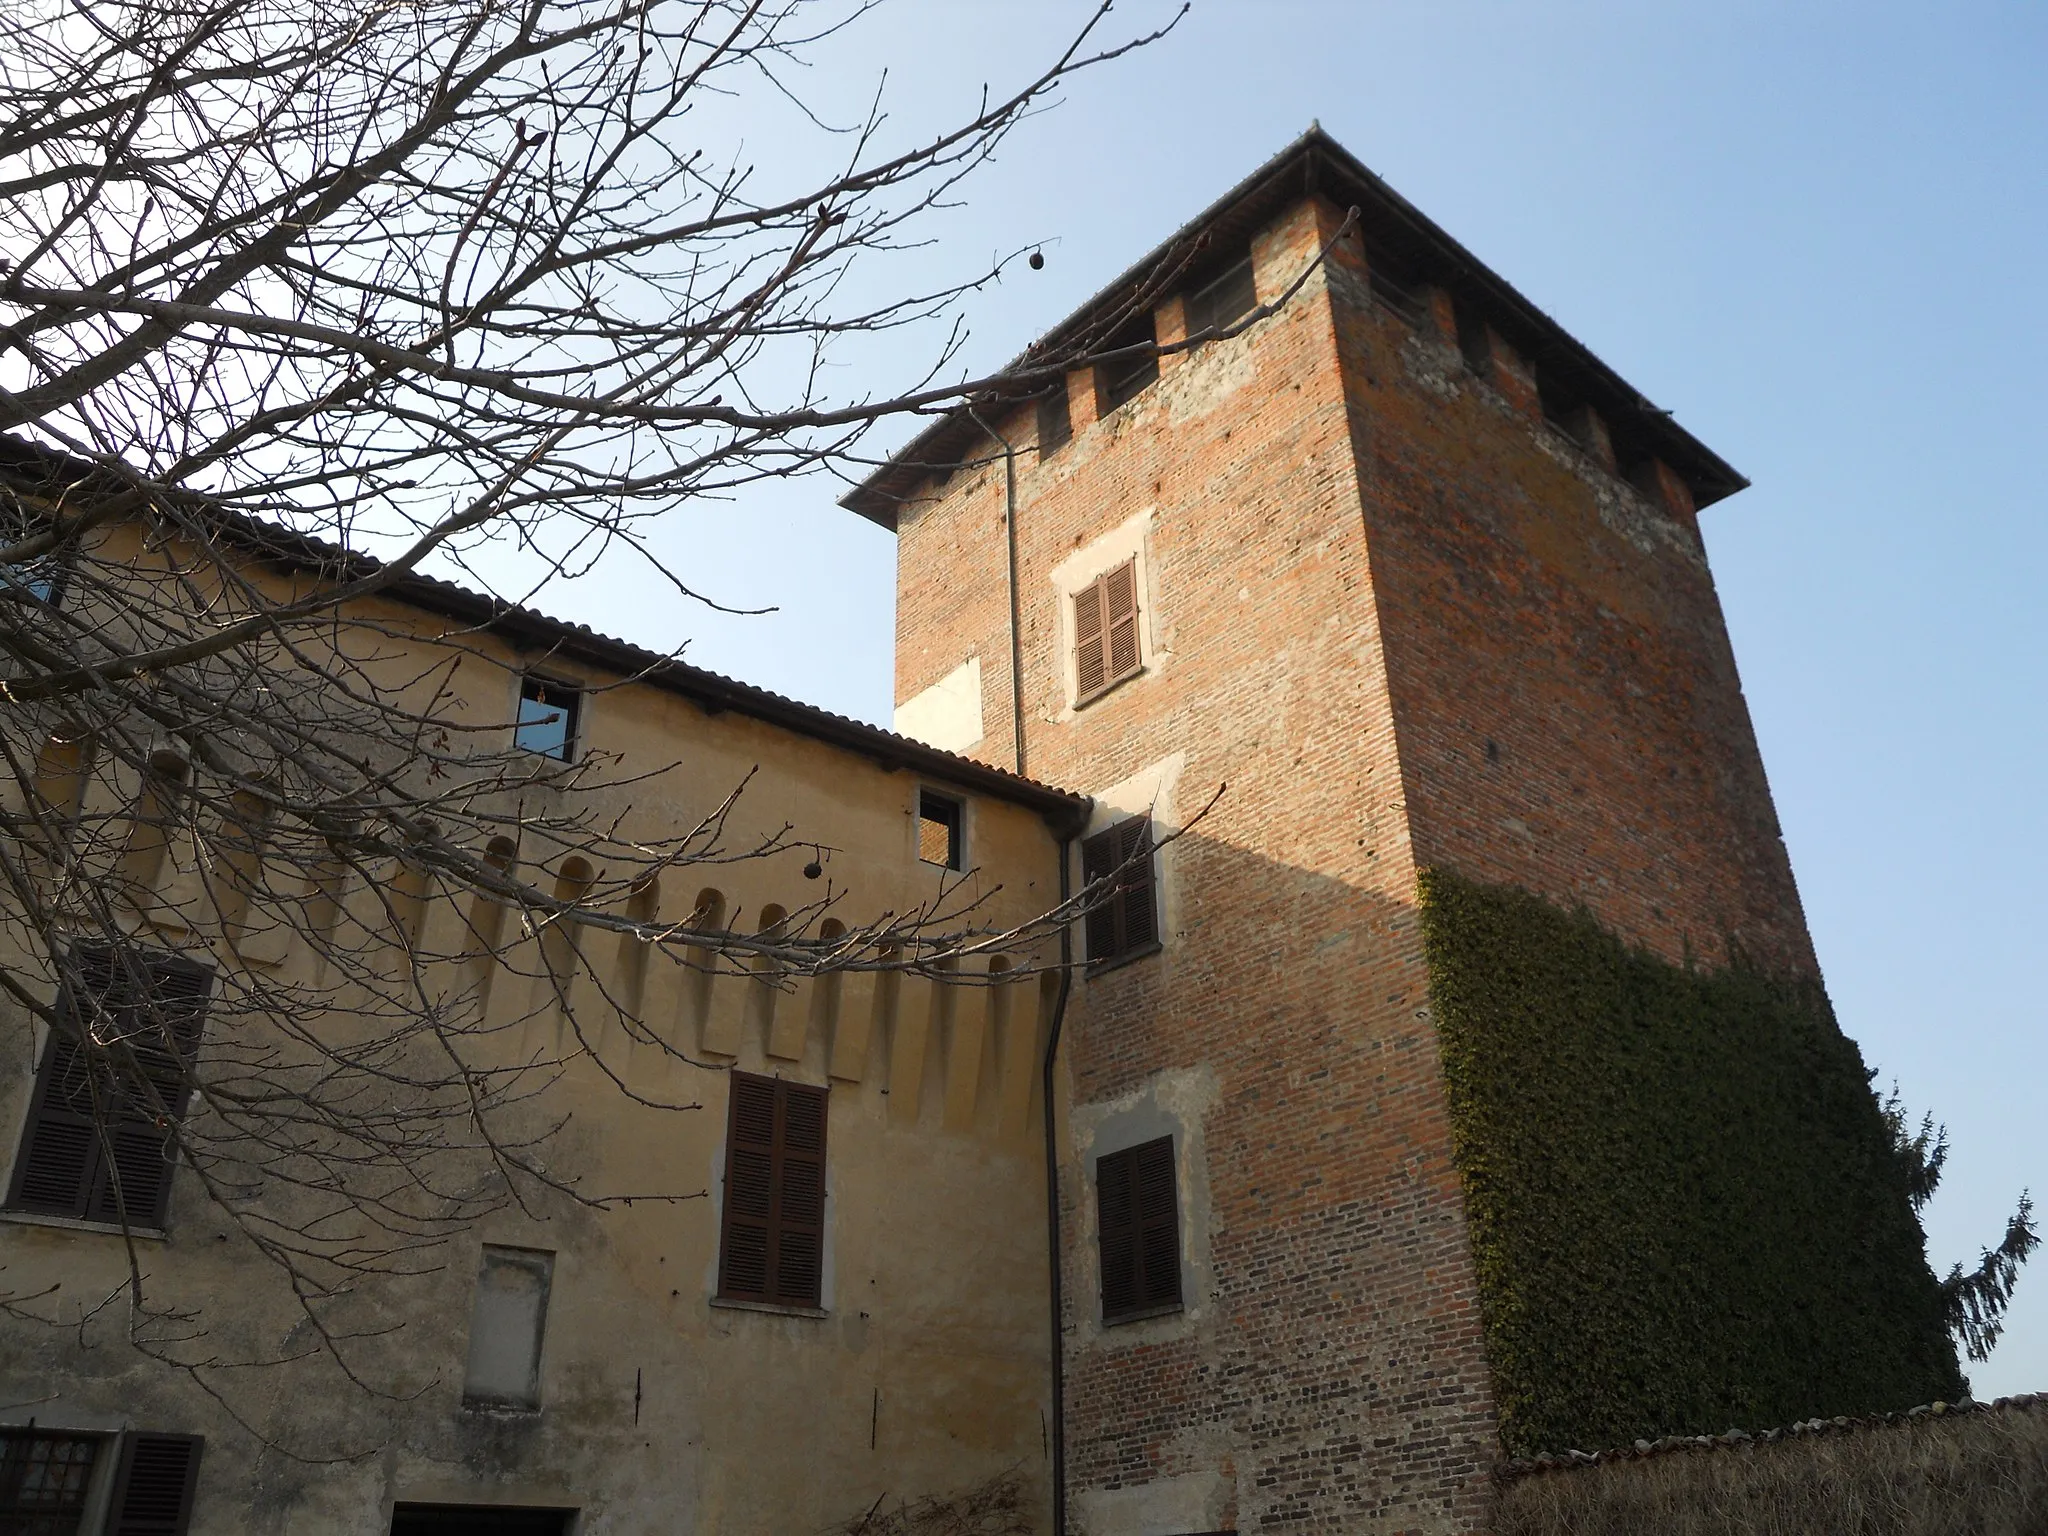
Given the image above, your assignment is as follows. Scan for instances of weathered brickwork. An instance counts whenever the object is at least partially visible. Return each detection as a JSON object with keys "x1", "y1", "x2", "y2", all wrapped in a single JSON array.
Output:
[
  {"x1": 894, "y1": 199, "x2": 1499, "y2": 1534},
  {"x1": 879, "y1": 144, "x2": 1823, "y2": 1535},
  {"x1": 1324, "y1": 254, "x2": 1813, "y2": 974}
]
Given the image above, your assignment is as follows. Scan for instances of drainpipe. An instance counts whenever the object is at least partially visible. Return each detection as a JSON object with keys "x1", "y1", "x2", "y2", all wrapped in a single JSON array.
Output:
[
  {"x1": 968, "y1": 402, "x2": 1067, "y2": 1530},
  {"x1": 1040, "y1": 826, "x2": 1077, "y2": 1536},
  {"x1": 966, "y1": 405, "x2": 1027, "y2": 779}
]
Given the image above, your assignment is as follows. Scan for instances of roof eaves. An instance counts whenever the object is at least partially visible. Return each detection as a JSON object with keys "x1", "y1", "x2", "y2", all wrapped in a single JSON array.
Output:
[
  {"x1": 842, "y1": 125, "x2": 1747, "y2": 527},
  {"x1": 388, "y1": 574, "x2": 1091, "y2": 822},
  {"x1": 0, "y1": 435, "x2": 1092, "y2": 828}
]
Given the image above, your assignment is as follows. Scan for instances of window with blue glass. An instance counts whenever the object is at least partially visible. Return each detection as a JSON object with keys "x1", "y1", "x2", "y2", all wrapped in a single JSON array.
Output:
[
  {"x1": 1, "y1": 559, "x2": 61, "y2": 605},
  {"x1": 2, "y1": 509, "x2": 63, "y2": 607},
  {"x1": 514, "y1": 677, "x2": 580, "y2": 761}
]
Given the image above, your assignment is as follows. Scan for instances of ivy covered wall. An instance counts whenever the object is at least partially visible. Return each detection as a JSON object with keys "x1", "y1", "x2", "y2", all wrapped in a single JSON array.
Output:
[{"x1": 1418, "y1": 868, "x2": 1963, "y2": 1458}]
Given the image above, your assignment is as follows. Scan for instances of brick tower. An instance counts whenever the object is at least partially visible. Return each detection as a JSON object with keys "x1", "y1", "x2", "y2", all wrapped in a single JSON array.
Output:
[{"x1": 845, "y1": 130, "x2": 1954, "y2": 1535}]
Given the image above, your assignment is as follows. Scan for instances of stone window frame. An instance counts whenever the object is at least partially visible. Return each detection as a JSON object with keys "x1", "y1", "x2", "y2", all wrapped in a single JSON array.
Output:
[{"x1": 1071, "y1": 1069, "x2": 1214, "y2": 1346}]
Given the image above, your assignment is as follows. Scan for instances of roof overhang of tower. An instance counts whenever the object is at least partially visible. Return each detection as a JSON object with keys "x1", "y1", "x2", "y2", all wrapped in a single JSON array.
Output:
[{"x1": 841, "y1": 125, "x2": 1747, "y2": 529}]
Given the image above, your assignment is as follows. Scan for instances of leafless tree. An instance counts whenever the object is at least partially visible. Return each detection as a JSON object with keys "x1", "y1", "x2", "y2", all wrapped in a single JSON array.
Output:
[{"x1": 0, "y1": 0, "x2": 1249, "y2": 1440}]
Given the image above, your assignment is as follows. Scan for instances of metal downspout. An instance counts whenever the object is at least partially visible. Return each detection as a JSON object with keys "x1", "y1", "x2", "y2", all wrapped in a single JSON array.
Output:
[
  {"x1": 1042, "y1": 830, "x2": 1075, "y2": 1536},
  {"x1": 969, "y1": 405, "x2": 1066, "y2": 1531}
]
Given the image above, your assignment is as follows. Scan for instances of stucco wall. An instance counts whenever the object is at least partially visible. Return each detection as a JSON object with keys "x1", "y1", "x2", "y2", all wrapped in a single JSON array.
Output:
[{"x1": 0, "y1": 553, "x2": 1067, "y2": 1535}]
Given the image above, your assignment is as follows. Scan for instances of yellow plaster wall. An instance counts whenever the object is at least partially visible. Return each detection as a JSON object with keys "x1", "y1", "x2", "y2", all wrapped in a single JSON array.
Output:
[{"x1": 0, "y1": 537, "x2": 1067, "y2": 1534}]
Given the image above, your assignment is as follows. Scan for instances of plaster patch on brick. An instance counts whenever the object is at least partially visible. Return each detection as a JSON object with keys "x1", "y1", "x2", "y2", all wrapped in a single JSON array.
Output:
[
  {"x1": 892, "y1": 654, "x2": 983, "y2": 753},
  {"x1": 1085, "y1": 750, "x2": 1185, "y2": 835},
  {"x1": 1528, "y1": 428, "x2": 1705, "y2": 569},
  {"x1": 1162, "y1": 330, "x2": 1259, "y2": 426},
  {"x1": 1399, "y1": 329, "x2": 1466, "y2": 401},
  {"x1": 1073, "y1": 1467, "x2": 1233, "y2": 1536},
  {"x1": 1593, "y1": 478, "x2": 1705, "y2": 568}
]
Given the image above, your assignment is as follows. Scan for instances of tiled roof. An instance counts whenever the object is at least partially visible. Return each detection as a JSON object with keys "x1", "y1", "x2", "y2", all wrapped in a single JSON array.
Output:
[
  {"x1": 842, "y1": 125, "x2": 1747, "y2": 528},
  {"x1": 0, "y1": 435, "x2": 1091, "y2": 826}
]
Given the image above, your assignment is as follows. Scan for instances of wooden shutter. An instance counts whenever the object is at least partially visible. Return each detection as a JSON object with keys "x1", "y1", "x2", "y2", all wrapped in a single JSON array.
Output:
[
  {"x1": 1102, "y1": 562, "x2": 1140, "y2": 687},
  {"x1": 107, "y1": 1432, "x2": 203, "y2": 1536},
  {"x1": 718, "y1": 1072, "x2": 828, "y2": 1309},
  {"x1": 7, "y1": 1027, "x2": 99, "y2": 1218},
  {"x1": 775, "y1": 1084, "x2": 826, "y2": 1306},
  {"x1": 1113, "y1": 817, "x2": 1158, "y2": 952},
  {"x1": 1080, "y1": 826, "x2": 1120, "y2": 963},
  {"x1": 1073, "y1": 559, "x2": 1140, "y2": 706},
  {"x1": 1096, "y1": 1136, "x2": 1182, "y2": 1322},
  {"x1": 1073, "y1": 579, "x2": 1106, "y2": 702},
  {"x1": 5, "y1": 945, "x2": 211, "y2": 1229},
  {"x1": 1079, "y1": 817, "x2": 1156, "y2": 966}
]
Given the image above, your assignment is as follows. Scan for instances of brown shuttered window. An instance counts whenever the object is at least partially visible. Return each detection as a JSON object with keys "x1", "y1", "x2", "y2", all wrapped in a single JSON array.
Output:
[
  {"x1": 107, "y1": 1432, "x2": 203, "y2": 1536},
  {"x1": 1096, "y1": 1136, "x2": 1182, "y2": 1323},
  {"x1": 717, "y1": 1072, "x2": 828, "y2": 1309},
  {"x1": 5, "y1": 944, "x2": 213, "y2": 1230},
  {"x1": 1080, "y1": 816, "x2": 1158, "y2": 968},
  {"x1": 1073, "y1": 559, "x2": 1142, "y2": 705}
]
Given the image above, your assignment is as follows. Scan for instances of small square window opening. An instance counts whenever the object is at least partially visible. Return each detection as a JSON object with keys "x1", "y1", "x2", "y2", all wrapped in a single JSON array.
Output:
[
  {"x1": 515, "y1": 677, "x2": 579, "y2": 761},
  {"x1": 1, "y1": 507, "x2": 65, "y2": 608},
  {"x1": 1, "y1": 560, "x2": 62, "y2": 606},
  {"x1": 1184, "y1": 254, "x2": 1257, "y2": 340},
  {"x1": 918, "y1": 791, "x2": 963, "y2": 870},
  {"x1": 1095, "y1": 315, "x2": 1159, "y2": 414}
]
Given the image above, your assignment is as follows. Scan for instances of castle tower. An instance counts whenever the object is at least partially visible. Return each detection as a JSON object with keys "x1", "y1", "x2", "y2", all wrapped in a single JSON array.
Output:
[{"x1": 846, "y1": 129, "x2": 1956, "y2": 1535}]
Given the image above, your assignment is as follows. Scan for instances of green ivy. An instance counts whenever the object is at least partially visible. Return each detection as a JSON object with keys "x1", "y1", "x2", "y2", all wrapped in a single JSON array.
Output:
[{"x1": 1417, "y1": 867, "x2": 1963, "y2": 1457}]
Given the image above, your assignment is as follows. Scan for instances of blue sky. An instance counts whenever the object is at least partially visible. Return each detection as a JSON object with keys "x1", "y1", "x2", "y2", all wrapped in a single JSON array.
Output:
[{"x1": 567, "y1": 1, "x2": 2048, "y2": 1398}]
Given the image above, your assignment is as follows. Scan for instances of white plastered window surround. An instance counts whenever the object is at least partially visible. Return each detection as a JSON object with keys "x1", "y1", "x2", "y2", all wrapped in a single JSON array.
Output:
[
  {"x1": 1050, "y1": 506, "x2": 1163, "y2": 718},
  {"x1": 1068, "y1": 1062, "x2": 1219, "y2": 1350},
  {"x1": 1081, "y1": 750, "x2": 1184, "y2": 961}
]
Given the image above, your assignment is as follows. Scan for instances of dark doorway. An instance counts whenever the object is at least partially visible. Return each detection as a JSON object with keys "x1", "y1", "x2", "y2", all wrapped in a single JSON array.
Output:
[{"x1": 390, "y1": 1505, "x2": 574, "y2": 1536}]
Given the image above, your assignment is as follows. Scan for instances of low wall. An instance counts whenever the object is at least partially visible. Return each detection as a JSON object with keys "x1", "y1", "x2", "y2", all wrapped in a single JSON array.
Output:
[{"x1": 1495, "y1": 1395, "x2": 2048, "y2": 1536}]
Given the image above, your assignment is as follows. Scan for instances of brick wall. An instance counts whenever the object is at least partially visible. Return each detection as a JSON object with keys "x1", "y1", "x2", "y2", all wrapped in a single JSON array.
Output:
[
  {"x1": 1325, "y1": 245, "x2": 1814, "y2": 974},
  {"x1": 895, "y1": 198, "x2": 1500, "y2": 1534},
  {"x1": 888, "y1": 176, "x2": 1827, "y2": 1532}
]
